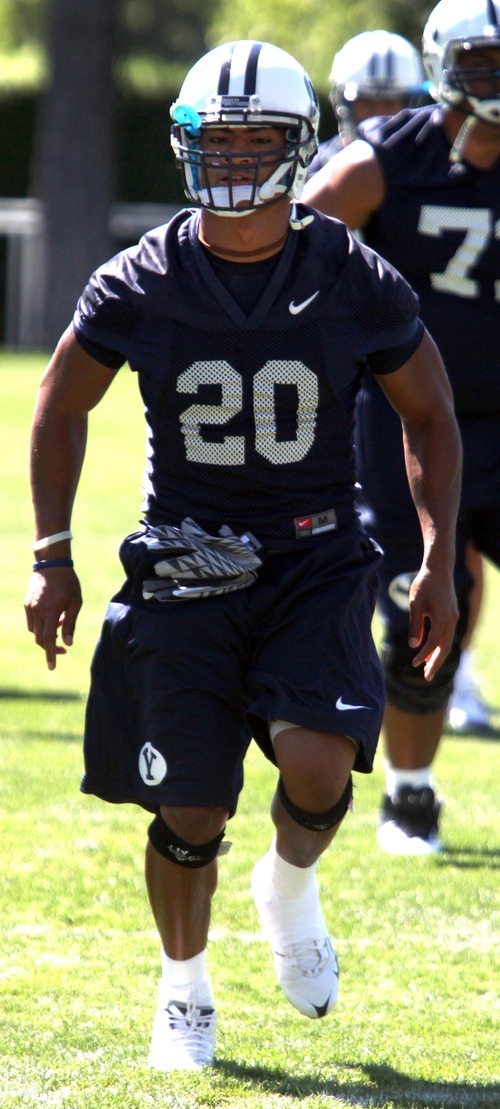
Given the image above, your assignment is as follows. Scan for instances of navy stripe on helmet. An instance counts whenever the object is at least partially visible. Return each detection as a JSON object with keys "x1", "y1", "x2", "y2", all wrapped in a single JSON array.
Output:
[
  {"x1": 217, "y1": 44, "x2": 236, "y2": 95},
  {"x1": 243, "y1": 42, "x2": 263, "y2": 94},
  {"x1": 368, "y1": 50, "x2": 394, "y2": 81},
  {"x1": 486, "y1": 0, "x2": 499, "y2": 27},
  {"x1": 369, "y1": 50, "x2": 394, "y2": 81},
  {"x1": 368, "y1": 49, "x2": 394, "y2": 82}
]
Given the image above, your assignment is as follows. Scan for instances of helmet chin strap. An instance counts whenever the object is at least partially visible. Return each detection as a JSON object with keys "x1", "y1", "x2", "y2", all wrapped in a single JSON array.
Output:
[
  {"x1": 449, "y1": 113, "x2": 478, "y2": 163},
  {"x1": 212, "y1": 209, "x2": 256, "y2": 220},
  {"x1": 196, "y1": 159, "x2": 294, "y2": 216},
  {"x1": 197, "y1": 182, "x2": 288, "y2": 217},
  {"x1": 449, "y1": 106, "x2": 500, "y2": 165},
  {"x1": 469, "y1": 97, "x2": 500, "y2": 126},
  {"x1": 197, "y1": 185, "x2": 259, "y2": 216}
]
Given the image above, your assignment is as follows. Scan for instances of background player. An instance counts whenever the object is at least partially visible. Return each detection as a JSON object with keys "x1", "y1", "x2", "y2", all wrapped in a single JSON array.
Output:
[
  {"x1": 309, "y1": 22, "x2": 496, "y2": 737},
  {"x1": 308, "y1": 29, "x2": 427, "y2": 172},
  {"x1": 304, "y1": 0, "x2": 500, "y2": 853},
  {"x1": 24, "y1": 40, "x2": 461, "y2": 1071}
]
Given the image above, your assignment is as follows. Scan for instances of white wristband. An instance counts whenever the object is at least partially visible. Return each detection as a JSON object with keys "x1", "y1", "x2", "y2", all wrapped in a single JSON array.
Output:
[{"x1": 32, "y1": 530, "x2": 73, "y2": 552}]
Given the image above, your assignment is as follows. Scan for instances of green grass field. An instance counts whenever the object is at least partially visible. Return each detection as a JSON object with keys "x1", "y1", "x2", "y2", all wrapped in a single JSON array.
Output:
[{"x1": 1, "y1": 353, "x2": 499, "y2": 1109}]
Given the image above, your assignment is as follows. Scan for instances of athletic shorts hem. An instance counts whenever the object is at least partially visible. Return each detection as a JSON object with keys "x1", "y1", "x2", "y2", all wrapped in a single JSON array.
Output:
[
  {"x1": 80, "y1": 778, "x2": 238, "y2": 816},
  {"x1": 249, "y1": 712, "x2": 379, "y2": 776}
]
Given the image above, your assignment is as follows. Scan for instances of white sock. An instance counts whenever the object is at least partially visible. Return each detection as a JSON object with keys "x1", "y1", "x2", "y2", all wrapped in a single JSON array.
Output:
[
  {"x1": 263, "y1": 837, "x2": 318, "y2": 900},
  {"x1": 256, "y1": 839, "x2": 325, "y2": 946},
  {"x1": 385, "y1": 763, "x2": 433, "y2": 796},
  {"x1": 160, "y1": 949, "x2": 212, "y2": 1001}
]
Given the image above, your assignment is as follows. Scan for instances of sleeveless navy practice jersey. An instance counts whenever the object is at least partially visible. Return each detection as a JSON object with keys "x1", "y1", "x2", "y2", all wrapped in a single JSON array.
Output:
[
  {"x1": 74, "y1": 204, "x2": 421, "y2": 548},
  {"x1": 359, "y1": 106, "x2": 500, "y2": 416}
]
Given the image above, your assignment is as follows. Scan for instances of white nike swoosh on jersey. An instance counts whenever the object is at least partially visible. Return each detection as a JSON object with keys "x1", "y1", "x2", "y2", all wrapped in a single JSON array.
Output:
[
  {"x1": 288, "y1": 291, "x2": 320, "y2": 315},
  {"x1": 336, "y1": 697, "x2": 370, "y2": 711}
]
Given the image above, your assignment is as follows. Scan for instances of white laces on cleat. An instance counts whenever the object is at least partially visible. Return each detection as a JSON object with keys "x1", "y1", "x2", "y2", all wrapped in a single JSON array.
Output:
[{"x1": 277, "y1": 938, "x2": 332, "y2": 976}]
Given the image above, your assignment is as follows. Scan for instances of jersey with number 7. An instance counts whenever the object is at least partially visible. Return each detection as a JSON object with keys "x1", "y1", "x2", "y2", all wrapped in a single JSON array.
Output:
[{"x1": 359, "y1": 105, "x2": 500, "y2": 417}]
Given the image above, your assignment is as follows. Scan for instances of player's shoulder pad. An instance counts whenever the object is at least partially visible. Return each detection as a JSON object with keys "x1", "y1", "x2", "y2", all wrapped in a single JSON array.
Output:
[
  {"x1": 78, "y1": 208, "x2": 196, "y2": 328},
  {"x1": 292, "y1": 203, "x2": 351, "y2": 276},
  {"x1": 291, "y1": 202, "x2": 417, "y2": 320}
]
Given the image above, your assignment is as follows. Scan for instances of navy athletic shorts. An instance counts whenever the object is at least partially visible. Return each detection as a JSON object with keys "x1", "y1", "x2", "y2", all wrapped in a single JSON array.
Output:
[
  {"x1": 355, "y1": 379, "x2": 500, "y2": 640},
  {"x1": 81, "y1": 526, "x2": 384, "y2": 816}
]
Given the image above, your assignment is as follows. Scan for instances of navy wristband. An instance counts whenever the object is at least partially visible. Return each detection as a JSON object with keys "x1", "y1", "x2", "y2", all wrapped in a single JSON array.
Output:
[{"x1": 33, "y1": 558, "x2": 74, "y2": 571}]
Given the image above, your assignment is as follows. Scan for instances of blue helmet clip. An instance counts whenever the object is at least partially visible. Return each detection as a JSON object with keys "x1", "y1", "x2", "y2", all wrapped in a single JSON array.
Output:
[{"x1": 171, "y1": 104, "x2": 201, "y2": 137}]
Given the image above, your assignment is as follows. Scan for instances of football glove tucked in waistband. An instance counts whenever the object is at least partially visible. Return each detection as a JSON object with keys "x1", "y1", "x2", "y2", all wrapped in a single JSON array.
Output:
[{"x1": 139, "y1": 517, "x2": 263, "y2": 601}]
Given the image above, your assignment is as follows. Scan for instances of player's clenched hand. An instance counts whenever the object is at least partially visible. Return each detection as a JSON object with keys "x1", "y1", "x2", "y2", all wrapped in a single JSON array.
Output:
[
  {"x1": 24, "y1": 568, "x2": 83, "y2": 671},
  {"x1": 407, "y1": 564, "x2": 458, "y2": 682}
]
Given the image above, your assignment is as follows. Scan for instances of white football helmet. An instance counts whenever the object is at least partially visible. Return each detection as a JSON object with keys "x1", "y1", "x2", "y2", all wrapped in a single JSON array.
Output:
[
  {"x1": 170, "y1": 41, "x2": 319, "y2": 216},
  {"x1": 423, "y1": 0, "x2": 500, "y2": 125},
  {"x1": 330, "y1": 30, "x2": 426, "y2": 139}
]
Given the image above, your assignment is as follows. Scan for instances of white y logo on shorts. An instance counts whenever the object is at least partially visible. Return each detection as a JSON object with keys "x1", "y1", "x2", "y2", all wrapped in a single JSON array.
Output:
[
  {"x1": 139, "y1": 743, "x2": 167, "y2": 785},
  {"x1": 388, "y1": 571, "x2": 418, "y2": 612}
]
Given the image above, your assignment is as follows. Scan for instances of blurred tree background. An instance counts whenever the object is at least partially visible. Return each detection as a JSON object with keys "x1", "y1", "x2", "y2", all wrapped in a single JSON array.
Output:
[
  {"x1": 0, "y1": 0, "x2": 435, "y2": 345},
  {"x1": 210, "y1": 0, "x2": 434, "y2": 88},
  {"x1": 0, "y1": 0, "x2": 435, "y2": 92}
]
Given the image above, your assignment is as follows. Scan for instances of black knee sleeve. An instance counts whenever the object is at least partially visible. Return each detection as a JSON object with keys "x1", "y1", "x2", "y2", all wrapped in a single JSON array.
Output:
[
  {"x1": 277, "y1": 774, "x2": 353, "y2": 831},
  {"x1": 148, "y1": 814, "x2": 226, "y2": 868},
  {"x1": 381, "y1": 618, "x2": 466, "y2": 714}
]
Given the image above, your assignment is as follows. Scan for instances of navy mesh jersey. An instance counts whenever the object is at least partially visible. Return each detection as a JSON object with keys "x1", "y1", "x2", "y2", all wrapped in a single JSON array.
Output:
[
  {"x1": 74, "y1": 205, "x2": 421, "y2": 548},
  {"x1": 359, "y1": 106, "x2": 500, "y2": 416}
]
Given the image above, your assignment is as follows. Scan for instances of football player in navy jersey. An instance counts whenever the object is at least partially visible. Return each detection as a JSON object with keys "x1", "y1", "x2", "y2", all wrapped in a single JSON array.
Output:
[
  {"x1": 24, "y1": 41, "x2": 461, "y2": 1070},
  {"x1": 310, "y1": 21, "x2": 493, "y2": 740},
  {"x1": 304, "y1": 0, "x2": 500, "y2": 855},
  {"x1": 308, "y1": 29, "x2": 427, "y2": 173}
]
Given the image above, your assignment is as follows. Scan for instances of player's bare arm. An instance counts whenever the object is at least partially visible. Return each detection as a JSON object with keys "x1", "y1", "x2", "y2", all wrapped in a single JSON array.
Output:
[
  {"x1": 376, "y1": 329, "x2": 462, "y2": 681},
  {"x1": 25, "y1": 327, "x2": 118, "y2": 670},
  {"x1": 303, "y1": 139, "x2": 385, "y2": 228}
]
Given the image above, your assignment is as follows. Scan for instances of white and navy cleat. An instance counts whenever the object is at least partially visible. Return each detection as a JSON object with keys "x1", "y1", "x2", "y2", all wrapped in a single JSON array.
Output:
[
  {"x1": 251, "y1": 855, "x2": 338, "y2": 1018},
  {"x1": 148, "y1": 983, "x2": 217, "y2": 1071}
]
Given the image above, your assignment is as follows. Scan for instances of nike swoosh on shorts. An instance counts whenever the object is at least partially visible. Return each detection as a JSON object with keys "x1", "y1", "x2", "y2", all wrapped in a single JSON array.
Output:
[{"x1": 336, "y1": 697, "x2": 370, "y2": 711}]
